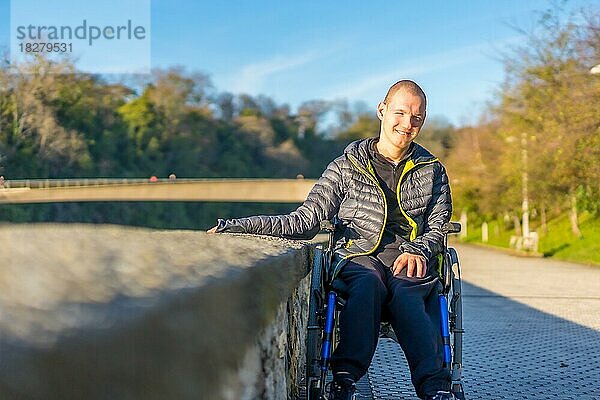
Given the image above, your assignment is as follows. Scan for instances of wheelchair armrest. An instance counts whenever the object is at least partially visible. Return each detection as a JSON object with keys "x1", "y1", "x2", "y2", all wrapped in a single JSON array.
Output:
[
  {"x1": 443, "y1": 221, "x2": 462, "y2": 234},
  {"x1": 441, "y1": 247, "x2": 460, "y2": 293},
  {"x1": 448, "y1": 247, "x2": 459, "y2": 265}
]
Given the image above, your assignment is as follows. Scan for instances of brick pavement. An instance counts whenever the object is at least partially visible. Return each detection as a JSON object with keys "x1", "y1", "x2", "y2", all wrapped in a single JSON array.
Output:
[{"x1": 365, "y1": 244, "x2": 600, "y2": 400}]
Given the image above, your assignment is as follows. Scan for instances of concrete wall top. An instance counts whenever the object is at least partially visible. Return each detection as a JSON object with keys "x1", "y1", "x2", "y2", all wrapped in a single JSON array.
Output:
[{"x1": 0, "y1": 223, "x2": 312, "y2": 399}]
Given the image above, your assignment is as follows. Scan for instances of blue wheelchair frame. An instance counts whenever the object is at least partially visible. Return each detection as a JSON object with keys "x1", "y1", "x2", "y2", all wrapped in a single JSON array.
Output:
[{"x1": 304, "y1": 221, "x2": 465, "y2": 400}]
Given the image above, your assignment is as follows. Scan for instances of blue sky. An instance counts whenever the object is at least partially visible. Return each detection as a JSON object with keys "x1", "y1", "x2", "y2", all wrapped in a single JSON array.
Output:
[{"x1": 1, "y1": 0, "x2": 597, "y2": 126}]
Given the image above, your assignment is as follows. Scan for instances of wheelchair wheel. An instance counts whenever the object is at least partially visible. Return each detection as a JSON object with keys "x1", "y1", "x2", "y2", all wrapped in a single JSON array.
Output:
[{"x1": 305, "y1": 247, "x2": 325, "y2": 400}]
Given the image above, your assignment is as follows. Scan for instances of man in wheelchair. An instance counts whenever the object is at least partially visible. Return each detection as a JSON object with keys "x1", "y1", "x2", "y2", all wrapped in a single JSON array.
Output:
[{"x1": 209, "y1": 80, "x2": 456, "y2": 400}]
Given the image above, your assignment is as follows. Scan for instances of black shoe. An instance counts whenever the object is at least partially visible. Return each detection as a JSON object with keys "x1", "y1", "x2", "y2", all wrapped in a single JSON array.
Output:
[
  {"x1": 329, "y1": 373, "x2": 356, "y2": 400},
  {"x1": 425, "y1": 391, "x2": 456, "y2": 400}
]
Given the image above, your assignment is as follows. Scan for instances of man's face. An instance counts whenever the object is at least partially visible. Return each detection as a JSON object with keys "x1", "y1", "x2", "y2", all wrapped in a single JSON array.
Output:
[{"x1": 377, "y1": 89, "x2": 426, "y2": 151}]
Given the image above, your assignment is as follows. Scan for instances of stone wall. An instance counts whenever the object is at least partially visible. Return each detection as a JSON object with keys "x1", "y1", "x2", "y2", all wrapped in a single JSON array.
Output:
[{"x1": 0, "y1": 224, "x2": 313, "y2": 399}]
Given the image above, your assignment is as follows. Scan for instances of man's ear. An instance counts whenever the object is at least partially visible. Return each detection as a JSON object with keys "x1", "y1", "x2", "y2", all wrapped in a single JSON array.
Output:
[{"x1": 376, "y1": 102, "x2": 386, "y2": 121}]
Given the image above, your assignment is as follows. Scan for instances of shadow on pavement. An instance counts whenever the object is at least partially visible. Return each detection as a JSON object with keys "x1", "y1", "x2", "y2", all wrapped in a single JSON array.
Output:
[
  {"x1": 461, "y1": 280, "x2": 600, "y2": 400},
  {"x1": 367, "y1": 281, "x2": 600, "y2": 400}
]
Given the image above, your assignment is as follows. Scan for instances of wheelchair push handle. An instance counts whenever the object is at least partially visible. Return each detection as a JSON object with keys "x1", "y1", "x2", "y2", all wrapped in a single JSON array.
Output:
[
  {"x1": 320, "y1": 220, "x2": 337, "y2": 255},
  {"x1": 320, "y1": 220, "x2": 336, "y2": 232},
  {"x1": 443, "y1": 221, "x2": 462, "y2": 234}
]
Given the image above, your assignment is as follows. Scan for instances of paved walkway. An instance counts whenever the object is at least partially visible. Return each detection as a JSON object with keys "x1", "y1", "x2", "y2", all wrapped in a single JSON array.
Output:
[{"x1": 363, "y1": 244, "x2": 600, "y2": 400}]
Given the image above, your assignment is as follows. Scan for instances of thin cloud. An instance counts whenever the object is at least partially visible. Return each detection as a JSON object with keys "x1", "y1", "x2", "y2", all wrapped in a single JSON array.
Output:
[
  {"x1": 323, "y1": 36, "x2": 522, "y2": 101},
  {"x1": 229, "y1": 50, "x2": 322, "y2": 94}
]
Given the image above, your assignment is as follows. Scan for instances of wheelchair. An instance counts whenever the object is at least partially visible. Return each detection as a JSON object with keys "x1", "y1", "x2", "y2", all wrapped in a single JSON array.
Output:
[{"x1": 304, "y1": 220, "x2": 465, "y2": 400}]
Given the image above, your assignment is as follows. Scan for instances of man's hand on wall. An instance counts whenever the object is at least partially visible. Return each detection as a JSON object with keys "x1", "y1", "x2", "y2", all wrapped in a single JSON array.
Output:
[
  {"x1": 391, "y1": 253, "x2": 427, "y2": 278},
  {"x1": 207, "y1": 226, "x2": 218, "y2": 233}
]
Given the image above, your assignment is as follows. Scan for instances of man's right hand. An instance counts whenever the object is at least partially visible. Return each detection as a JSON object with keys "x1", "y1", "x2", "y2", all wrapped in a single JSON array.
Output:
[
  {"x1": 391, "y1": 252, "x2": 427, "y2": 278},
  {"x1": 207, "y1": 226, "x2": 218, "y2": 234}
]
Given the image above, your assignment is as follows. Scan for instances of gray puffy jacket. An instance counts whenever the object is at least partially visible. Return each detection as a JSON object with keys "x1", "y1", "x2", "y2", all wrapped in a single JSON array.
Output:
[{"x1": 215, "y1": 137, "x2": 452, "y2": 274}]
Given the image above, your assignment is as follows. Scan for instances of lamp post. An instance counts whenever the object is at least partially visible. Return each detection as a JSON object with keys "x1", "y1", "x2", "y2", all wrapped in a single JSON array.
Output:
[
  {"x1": 506, "y1": 132, "x2": 534, "y2": 250},
  {"x1": 521, "y1": 131, "x2": 530, "y2": 242}
]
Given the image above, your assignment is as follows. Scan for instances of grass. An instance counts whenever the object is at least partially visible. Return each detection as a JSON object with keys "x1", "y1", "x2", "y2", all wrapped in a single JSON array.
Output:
[{"x1": 460, "y1": 212, "x2": 600, "y2": 266}]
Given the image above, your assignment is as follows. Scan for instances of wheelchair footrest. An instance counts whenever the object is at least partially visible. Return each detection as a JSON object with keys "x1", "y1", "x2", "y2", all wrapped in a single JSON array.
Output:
[
  {"x1": 452, "y1": 382, "x2": 466, "y2": 400},
  {"x1": 452, "y1": 390, "x2": 466, "y2": 400},
  {"x1": 379, "y1": 322, "x2": 398, "y2": 342}
]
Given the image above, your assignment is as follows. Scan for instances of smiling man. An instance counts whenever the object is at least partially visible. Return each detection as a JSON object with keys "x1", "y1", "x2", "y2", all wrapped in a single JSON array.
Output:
[{"x1": 208, "y1": 80, "x2": 454, "y2": 400}]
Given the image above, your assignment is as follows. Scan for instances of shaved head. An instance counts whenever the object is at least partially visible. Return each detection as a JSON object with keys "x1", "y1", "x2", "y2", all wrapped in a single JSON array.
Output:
[
  {"x1": 383, "y1": 80, "x2": 427, "y2": 109},
  {"x1": 376, "y1": 80, "x2": 427, "y2": 160}
]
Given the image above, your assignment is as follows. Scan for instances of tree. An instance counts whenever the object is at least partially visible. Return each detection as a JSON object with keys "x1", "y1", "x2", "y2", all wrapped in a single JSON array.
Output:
[
  {"x1": 335, "y1": 113, "x2": 379, "y2": 141},
  {"x1": 296, "y1": 100, "x2": 331, "y2": 138},
  {"x1": 0, "y1": 56, "x2": 90, "y2": 177},
  {"x1": 496, "y1": 5, "x2": 600, "y2": 236}
]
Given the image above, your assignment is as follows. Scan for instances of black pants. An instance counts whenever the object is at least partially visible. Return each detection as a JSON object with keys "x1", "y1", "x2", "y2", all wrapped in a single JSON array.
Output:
[{"x1": 330, "y1": 255, "x2": 451, "y2": 399}]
